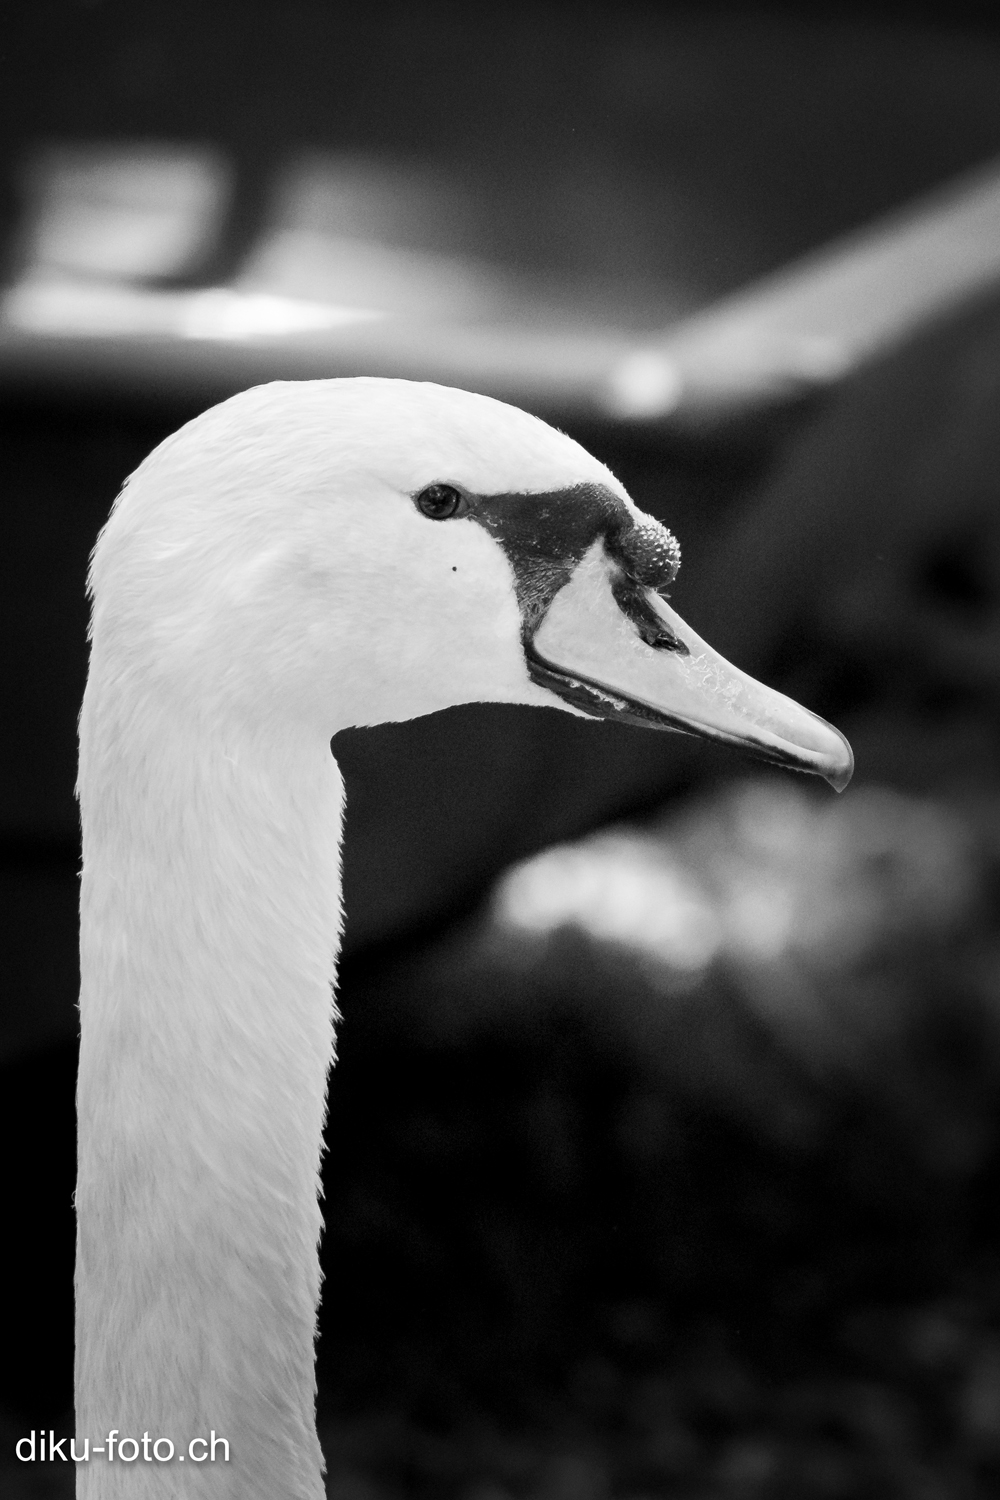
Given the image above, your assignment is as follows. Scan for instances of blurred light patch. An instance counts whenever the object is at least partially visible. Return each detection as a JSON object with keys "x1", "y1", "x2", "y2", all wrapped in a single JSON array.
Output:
[
  {"x1": 494, "y1": 783, "x2": 977, "y2": 978},
  {"x1": 1, "y1": 278, "x2": 383, "y2": 340},
  {"x1": 691, "y1": 782, "x2": 977, "y2": 966},
  {"x1": 602, "y1": 349, "x2": 684, "y2": 419},
  {"x1": 176, "y1": 289, "x2": 384, "y2": 341},
  {"x1": 14, "y1": 143, "x2": 230, "y2": 283},
  {"x1": 242, "y1": 226, "x2": 503, "y2": 320},
  {"x1": 239, "y1": 152, "x2": 517, "y2": 320},
  {"x1": 2, "y1": 144, "x2": 383, "y2": 348},
  {"x1": 238, "y1": 152, "x2": 686, "y2": 331},
  {"x1": 494, "y1": 833, "x2": 721, "y2": 974}
]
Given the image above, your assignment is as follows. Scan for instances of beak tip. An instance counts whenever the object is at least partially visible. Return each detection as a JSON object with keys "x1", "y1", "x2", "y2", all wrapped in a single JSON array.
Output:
[{"x1": 821, "y1": 733, "x2": 855, "y2": 794}]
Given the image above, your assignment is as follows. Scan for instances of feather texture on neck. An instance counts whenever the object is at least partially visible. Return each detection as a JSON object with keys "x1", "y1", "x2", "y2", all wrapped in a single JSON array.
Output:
[{"x1": 76, "y1": 680, "x2": 342, "y2": 1498}]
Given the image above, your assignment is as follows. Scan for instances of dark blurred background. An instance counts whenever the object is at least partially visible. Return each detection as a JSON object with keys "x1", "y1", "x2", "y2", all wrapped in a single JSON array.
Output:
[{"x1": 3, "y1": 3, "x2": 1000, "y2": 1497}]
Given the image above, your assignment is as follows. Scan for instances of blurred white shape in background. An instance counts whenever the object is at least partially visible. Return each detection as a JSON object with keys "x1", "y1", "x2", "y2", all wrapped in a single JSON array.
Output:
[
  {"x1": 238, "y1": 152, "x2": 506, "y2": 320},
  {"x1": 3, "y1": 279, "x2": 383, "y2": 340},
  {"x1": 14, "y1": 142, "x2": 230, "y2": 282},
  {"x1": 5, "y1": 143, "x2": 1000, "y2": 421},
  {"x1": 495, "y1": 782, "x2": 977, "y2": 979},
  {"x1": 175, "y1": 289, "x2": 382, "y2": 341},
  {"x1": 602, "y1": 156, "x2": 1000, "y2": 420},
  {"x1": 495, "y1": 832, "x2": 721, "y2": 974},
  {"x1": 2, "y1": 144, "x2": 386, "y2": 343},
  {"x1": 602, "y1": 348, "x2": 684, "y2": 420},
  {"x1": 692, "y1": 782, "x2": 976, "y2": 967}
]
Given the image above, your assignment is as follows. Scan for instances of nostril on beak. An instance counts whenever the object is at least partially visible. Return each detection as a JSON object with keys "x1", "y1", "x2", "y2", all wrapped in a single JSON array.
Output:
[{"x1": 612, "y1": 517, "x2": 682, "y2": 592}]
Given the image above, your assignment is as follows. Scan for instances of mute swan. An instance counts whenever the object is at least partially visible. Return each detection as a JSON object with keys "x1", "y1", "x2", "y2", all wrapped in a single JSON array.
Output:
[{"x1": 76, "y1": 377, "x2": 852, "y2": 1497}]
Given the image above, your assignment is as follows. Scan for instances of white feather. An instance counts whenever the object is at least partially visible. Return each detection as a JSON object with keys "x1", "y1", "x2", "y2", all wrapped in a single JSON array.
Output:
[{"x1": 76, "y1": 379, "x2": 629, "y2": 1498}]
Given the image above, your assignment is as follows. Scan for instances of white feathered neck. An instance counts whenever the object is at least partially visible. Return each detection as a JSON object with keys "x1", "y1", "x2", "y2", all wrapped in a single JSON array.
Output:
[{"x1": 75, "y1": 379, "x2": 624, "y2": 1499}]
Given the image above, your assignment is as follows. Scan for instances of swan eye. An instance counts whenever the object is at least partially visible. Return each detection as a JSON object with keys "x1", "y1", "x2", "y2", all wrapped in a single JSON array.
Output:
[{"x1": 415, "y1": 483, "x2": 466, "y2": 520}]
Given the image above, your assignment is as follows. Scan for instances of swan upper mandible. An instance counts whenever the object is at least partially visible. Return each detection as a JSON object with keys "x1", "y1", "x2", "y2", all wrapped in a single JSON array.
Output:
[{"x1": 75, "y1": 377, "x2": 852, "y2": 1498}]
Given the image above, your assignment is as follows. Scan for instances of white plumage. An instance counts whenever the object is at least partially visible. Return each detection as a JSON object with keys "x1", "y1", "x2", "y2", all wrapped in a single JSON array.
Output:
[{"x1": 76, "y1": 378, "x2": 850, "y2": 1497}]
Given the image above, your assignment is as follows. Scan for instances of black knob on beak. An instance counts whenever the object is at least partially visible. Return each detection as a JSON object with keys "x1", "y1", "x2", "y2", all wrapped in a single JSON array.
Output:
[{"x1": 611, "y1": 516, "x2": 681, "y2": 592}]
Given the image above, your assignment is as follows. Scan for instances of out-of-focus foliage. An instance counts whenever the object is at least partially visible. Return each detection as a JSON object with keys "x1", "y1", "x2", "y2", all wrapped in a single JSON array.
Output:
[
  {"x1": 306, "y1": 777, "x2": 1000, "y2": 1499},
  {"x1": 485, "y1": 781, "x2": 995, "y2": 1175}
]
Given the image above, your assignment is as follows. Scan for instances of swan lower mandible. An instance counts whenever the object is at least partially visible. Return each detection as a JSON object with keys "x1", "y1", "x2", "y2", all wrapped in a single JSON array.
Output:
[{"x1": 75, "y1": 378, "x2": 852, "y2": 1499}]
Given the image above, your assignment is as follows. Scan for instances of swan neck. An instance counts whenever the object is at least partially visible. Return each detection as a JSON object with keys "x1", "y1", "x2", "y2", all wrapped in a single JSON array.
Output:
[{"x1": 76, "y1": 700, "x2": 342, "y2": 1500}]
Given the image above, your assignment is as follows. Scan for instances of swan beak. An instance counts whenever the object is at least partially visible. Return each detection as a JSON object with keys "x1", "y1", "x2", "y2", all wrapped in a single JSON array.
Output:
[{"x1": 529, "y1": 546, "x2": 854, "y2": 792}]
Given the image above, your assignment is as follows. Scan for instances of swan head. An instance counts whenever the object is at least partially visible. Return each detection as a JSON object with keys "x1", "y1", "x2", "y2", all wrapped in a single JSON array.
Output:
[{"x1": 89, "y1": 377, "x2": 852, "y2": 789}]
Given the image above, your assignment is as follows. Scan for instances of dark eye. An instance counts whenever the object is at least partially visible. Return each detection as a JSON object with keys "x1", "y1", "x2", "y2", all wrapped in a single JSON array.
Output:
[{"x1": 415, "y1": 483, "x2": 466, "y2": 520}]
